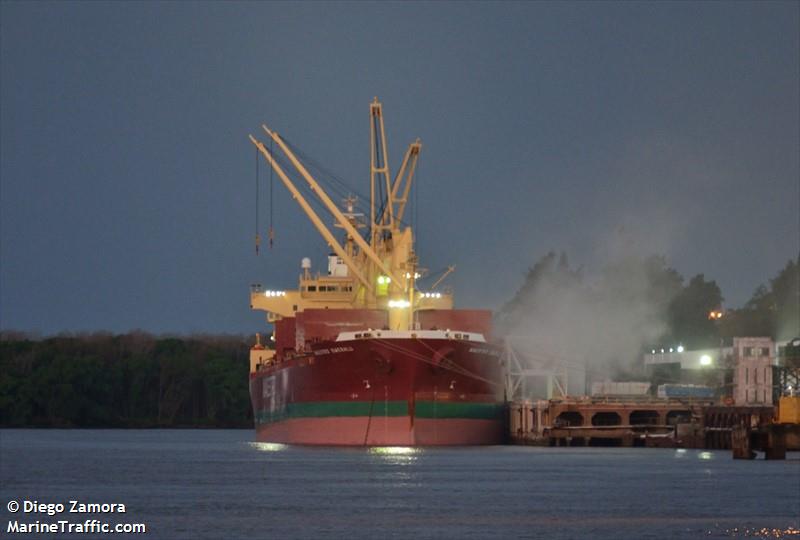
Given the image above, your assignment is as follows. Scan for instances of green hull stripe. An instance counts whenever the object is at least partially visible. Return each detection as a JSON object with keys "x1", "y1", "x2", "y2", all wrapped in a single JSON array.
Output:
[
  {"x1": 256, "y1": 401, "x2": 503, "y2": 424},
  {"x1": 414, "y1": 401, "x2": 504, "y2": 420}
]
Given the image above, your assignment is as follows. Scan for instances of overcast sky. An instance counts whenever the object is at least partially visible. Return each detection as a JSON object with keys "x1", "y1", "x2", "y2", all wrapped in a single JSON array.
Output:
[{"x1": 1, "y1": 1, "x2": 798, "y2": 336}]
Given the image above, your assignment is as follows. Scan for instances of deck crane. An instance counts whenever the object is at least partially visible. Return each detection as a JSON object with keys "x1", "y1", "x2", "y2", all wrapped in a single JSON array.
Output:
[{"x1": 250, "y1": 98, "x2": 431, "y2": 330}]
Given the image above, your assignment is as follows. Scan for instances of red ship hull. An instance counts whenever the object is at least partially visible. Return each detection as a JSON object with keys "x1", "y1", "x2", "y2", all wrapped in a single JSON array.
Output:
[{"x1": 249, "y1": 336, "x2": 506, "y2": 446}]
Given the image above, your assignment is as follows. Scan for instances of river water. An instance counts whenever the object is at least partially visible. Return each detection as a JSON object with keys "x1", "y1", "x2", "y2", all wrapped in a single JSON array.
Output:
[{"x1": 1, "y1": 429, "x2": 798, "y2": 539}]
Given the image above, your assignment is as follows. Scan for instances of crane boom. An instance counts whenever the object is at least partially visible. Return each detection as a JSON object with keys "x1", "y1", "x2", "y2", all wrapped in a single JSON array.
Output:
[
  {"x1": 262, "y1": 125, "x2": 405, "y2": 290},
  {"x1": 249, "y1": 135, "x2": 373, "y2": 294},
  {"x1": 391, "y1": 140, "x2": 421, "y2": 224}
]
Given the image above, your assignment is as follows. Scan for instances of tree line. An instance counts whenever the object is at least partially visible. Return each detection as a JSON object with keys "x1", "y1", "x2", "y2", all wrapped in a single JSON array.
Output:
[
  {"x1": 0, "y1": 332, "x2": 252, "y2": 428},
  {"x1": 497, "y1": 252, "x2": 799, "y2": 350}
]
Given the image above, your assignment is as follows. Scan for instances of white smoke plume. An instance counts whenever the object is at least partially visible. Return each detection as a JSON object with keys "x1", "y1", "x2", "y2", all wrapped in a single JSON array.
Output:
[{"x1": 498, "y1": 238, "x2": 681, "y2": 396}]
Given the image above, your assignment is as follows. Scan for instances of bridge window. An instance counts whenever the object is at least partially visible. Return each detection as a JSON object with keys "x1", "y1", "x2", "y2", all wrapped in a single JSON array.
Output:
[{"x1": 318, "y1": 286, "x2": 339, "y2": 292}]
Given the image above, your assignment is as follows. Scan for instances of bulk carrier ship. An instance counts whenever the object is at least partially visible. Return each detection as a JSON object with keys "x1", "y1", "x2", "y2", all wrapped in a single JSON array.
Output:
[{"x1": 247, "y1": 99, "x2": 505, "y2": 445}]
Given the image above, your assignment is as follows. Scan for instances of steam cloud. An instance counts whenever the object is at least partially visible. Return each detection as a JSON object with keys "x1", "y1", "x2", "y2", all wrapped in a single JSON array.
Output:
[{"x1": 499, "y1": 233, "x2": 680, "y2": 397}]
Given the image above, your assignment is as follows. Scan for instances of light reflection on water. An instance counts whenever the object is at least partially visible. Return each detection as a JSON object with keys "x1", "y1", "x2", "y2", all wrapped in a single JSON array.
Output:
[
  {"x1": 368, "y1": 446, "x2": 420, "y2": 456},
  {"x1": 368, "y1": 446, "x2": 421, "y2": 465},
  {"x1": 247, "y1": 441, "x2": 290, "y2": 452},
  {"x1": 673, "y1": 448, "x2": 717, "y2": 461},
  {"x1": 719, "y1": 526, "x2": 800, "y2": 537}
]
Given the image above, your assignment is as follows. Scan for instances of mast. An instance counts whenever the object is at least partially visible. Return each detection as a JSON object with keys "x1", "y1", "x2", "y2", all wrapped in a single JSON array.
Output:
[{"x1": 369, "y1": 97, "x2": 394, "y2": 245}]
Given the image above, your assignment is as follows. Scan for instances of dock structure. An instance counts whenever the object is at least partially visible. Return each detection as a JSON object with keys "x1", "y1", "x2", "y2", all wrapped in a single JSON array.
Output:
[
  {"x1": 510, "y1": 398, "x2": 705, "y2": 447},
  {"x1": 505, "y1": 339, "x2": 800, "y2": 455},
  {"x1": 509, "y1": 398, "x2": 782, "y2": 449},
  {"x1": 731, "y1": 424, "x2": 784, "y2": 460},
  {"x1": 727, "y1": 398, "x2": 800, "y2": 459},
  {"x1": 703, "y1": 406, "x2": 776, "y2": 449}
]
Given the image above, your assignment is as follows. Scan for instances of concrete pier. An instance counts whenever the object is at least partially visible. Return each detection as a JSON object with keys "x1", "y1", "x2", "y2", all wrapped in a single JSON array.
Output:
[{"x1": 508, "y1": 398, "x2": 789, "y2": 452}]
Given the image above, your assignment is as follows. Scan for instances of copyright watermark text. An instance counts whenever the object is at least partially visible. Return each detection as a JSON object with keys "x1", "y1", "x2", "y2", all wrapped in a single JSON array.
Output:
[{"x1": 6, "y1": 500, "x2": 146, "y2": 535}]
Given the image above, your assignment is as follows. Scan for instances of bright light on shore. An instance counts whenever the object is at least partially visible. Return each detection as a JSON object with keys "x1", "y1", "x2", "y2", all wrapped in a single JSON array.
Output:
[{"x1": 699, "y1": 354, "x2": 712, "y2": 366}]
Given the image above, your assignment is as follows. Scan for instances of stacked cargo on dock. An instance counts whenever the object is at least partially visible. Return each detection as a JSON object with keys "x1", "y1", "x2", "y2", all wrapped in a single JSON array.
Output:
[
  {"x1": 657, "y1": 384, "x2": 715, "y2": 399},
  {"x1": 590, "y1": 382, "x2": 650, "y2": 397}
]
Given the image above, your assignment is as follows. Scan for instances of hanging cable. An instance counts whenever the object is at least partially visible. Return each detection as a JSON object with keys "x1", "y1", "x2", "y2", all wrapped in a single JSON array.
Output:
[
  {"x1": 269, "y1": 137, "x2": 274, "y2": 249},
  {"x1": 373, "y1": 338, "x2": 501, "y2": 387},
  {"x1": 264, "y1": 133, "x2": 418, "y2": 254},
  {"x1": 281, "y1": 135, "x2": 418, "y2": 241},
  {"x1": 269, "y1": 149, "x2": 336, "y2": 231},
  {"x1": 283, "y1": 136, "x2": 369, "y2": 209},
  {"x1": 255, "y1": 147, "x2": 260, "y2": 255}
]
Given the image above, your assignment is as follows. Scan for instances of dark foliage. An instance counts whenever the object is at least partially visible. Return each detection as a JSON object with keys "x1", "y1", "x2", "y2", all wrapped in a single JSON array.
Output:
[
  {"x1": 0, "y1": 332, "x2": 252, "y2": 428},
  {"x1": 719, "y1": 254, "x2": 800, "y2": 342}
]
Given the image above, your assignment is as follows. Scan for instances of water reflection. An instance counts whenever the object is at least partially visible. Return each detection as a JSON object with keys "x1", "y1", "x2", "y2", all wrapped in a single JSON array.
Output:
[
  {"x1": 673, "y1": 449, "x2": 716, "y2": 461},
  {"x1": 369, "y1": 446, "x2": 418, "y2": 456},
  {"x1": 719, "y1": 526, "x2": 800, "y2": 537},
  {"x1": 248, "y1": 442, "x2": 290, "y2": 452},
  {"x1": 368, "y1": 446, "x2": 421, "y2": 465}
]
